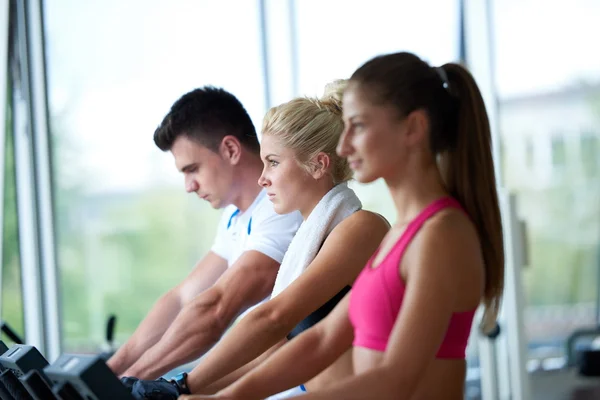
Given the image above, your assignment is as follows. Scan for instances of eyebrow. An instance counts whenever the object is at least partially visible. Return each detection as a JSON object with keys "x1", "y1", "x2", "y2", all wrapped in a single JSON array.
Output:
[
  {"x1": 180, "y1": 163, "x2": 197, "y2": 173},
  {"x1": 347, "y1": 114, "x2": 364, "y2": 122},
  {"x1": 263, "y1": 153, "x2": 280, "y2": 160}
]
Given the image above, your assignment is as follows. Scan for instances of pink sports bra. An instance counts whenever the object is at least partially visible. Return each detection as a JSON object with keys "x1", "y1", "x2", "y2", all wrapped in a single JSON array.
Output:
[{"x1": 348, "y1": 197, "x2": 476, "y2": 359}]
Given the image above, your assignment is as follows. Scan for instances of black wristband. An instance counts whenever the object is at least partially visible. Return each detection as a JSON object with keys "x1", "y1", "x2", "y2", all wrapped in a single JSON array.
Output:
[{"x1": 171, "y1": 372, "x2": 191, "y2": 395}]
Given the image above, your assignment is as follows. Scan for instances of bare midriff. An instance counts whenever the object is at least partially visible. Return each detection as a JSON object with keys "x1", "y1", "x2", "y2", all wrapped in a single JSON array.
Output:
[{"x1": 351, "y1": 346, "x2": 467, "y2": 400}]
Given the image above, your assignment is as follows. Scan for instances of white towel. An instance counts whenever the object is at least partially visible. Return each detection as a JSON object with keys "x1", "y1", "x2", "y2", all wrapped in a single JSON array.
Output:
[{"x1": 271, "y1": 183, "x2": 362, "y2": 298}]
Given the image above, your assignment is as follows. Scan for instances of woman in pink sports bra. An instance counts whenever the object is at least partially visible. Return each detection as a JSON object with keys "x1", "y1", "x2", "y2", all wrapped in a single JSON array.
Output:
[{"x1": 184, "y1": 52, "x2": 504, "y2": 400}]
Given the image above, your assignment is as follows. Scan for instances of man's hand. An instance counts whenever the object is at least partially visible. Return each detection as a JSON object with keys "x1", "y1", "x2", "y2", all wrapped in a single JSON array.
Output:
[
  {"x1": 127, "y1": 378, "x2": 186, "y2": 400},
  {"x1": 121, "y1": 376, "x2": 140, "y2": 391}
]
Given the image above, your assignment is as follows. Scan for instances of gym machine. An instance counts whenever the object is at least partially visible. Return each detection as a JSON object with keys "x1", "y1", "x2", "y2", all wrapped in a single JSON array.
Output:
[
  {"x1": 0, "y1": 341, "x2": 135, "y2": 400},
  {"x1": 45, "y1": 354, "x2": 134, "y2": 400},
  {"x1": 0, "y1": 342, "x2": 55, "y2": 400}
]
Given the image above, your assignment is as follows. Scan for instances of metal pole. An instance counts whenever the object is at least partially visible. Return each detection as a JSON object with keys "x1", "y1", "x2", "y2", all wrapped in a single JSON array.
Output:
[
  {"x1": 258, "y1": 0, "x2": 272, "y2": 110},
  {"x1": 24, "y1": 0, "x2": 61, "y2": 362},
  {"x1": 287, "y1": 0, "x2": 299, "y2": 97},
  {"x1": 458, "y1": 0, "x2": 467, "y2": 64},
  {"x1": 13, "y1": 0, "x2": 45, "y2": 353},
  {"x1": 596, "y1": 213, "x2": 600, "y2": 327},
  {"x1": 11, "y1": 0, "x2": 62, "y2": 361},
  {"x1": 0, "y1": 0, "x2": 9, "y2": 323}
]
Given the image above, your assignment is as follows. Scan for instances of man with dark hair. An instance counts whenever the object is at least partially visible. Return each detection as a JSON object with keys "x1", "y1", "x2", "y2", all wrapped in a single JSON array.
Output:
[
  {"x1": 153, "y1": 87, "x2": 261, "y2": 157},
  {"x1": 107, "y1": 87, "x2": 302, "y2": 390}
]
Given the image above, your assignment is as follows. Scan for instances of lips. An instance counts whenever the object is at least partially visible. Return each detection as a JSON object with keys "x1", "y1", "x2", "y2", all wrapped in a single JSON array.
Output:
[{"x1": 348, "y1": 160, "x2": 362, "y2": 169}]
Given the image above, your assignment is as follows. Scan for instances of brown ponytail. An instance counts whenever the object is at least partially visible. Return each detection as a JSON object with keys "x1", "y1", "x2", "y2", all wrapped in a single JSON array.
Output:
[
  {"x1": 441, "y1": 64, "x2": 504, "y2": 332},
  {"x1": 350, "y1": 53, "x2": 504, "y2": 333}
]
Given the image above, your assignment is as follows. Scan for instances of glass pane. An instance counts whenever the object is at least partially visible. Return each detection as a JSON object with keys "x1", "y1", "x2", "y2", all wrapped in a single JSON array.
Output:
[
  {"x1": 294, "y1": 0, "x2": 459, "y2": 102},
  {"x1": 2, "y1": 83, "x2": 24, "y2": 344},
  {"x1": 494, "y1": 0, "x2": 600, "y2": 383},
  {"x1": 294, "y1": 0, "x2": 460, "y2": 223},
  {"x1": 43, "y1": 0, "x2": 267, "y2": 352}
]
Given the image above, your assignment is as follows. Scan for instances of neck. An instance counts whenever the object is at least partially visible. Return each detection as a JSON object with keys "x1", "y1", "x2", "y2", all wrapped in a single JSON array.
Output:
[
  {"x1": 299, "y1": 179, "x2": 336, "y2": 221},
  {"x1": 385, "y1": 161, "x2": 448, "y2": 226},
  {"x1": 231, "y1": 154, "x2": 264, "y2": 212}
]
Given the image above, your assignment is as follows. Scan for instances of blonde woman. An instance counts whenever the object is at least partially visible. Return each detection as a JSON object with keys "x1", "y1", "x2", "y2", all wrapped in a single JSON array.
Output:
[{"x1": 129, "y1": 82, "x2": 389, "y2": 400}]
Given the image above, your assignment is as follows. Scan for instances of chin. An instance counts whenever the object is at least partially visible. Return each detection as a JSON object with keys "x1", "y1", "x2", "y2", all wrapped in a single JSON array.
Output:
[
  {"x1": 354, "y1": 171, "x2": 378, "y2": 184},
  {"x1": 210, "y1": 198, "x2": 225, "y2": 209},
  {"x1": 272, "y1": 202, "x2": 291, "y2": 215}
]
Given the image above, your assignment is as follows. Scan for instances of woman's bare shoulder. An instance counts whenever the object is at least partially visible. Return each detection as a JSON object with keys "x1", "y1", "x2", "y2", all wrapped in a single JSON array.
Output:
[
  {"x1": 341, "y1": 209, "x2": 391, "y2": 230},
  {"x1": 325, "y1": 209, "x2": 390, "y2": 249}
]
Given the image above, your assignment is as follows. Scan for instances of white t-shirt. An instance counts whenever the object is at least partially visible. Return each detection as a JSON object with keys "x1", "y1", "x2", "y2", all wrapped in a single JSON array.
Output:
[{"x1": 211, "y1": 189, "x2": 303, "y2": 266}]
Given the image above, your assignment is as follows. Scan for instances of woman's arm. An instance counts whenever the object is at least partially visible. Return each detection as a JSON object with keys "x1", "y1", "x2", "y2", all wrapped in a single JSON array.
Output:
[
  {"x1": 186, "y1": 211, "x2": 389, "y2": 393},
  {"x1": 180, "y1": 295, "x2": 354, "y2": 400},
  {"x1": 199, "y1": 340, "x2": 285, "y2": 394},
  {"x1": 221, "y1": 294, "x2": 354, "y2": 399}
]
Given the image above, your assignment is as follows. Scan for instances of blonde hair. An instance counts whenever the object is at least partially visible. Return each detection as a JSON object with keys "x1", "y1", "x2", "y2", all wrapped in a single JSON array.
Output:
[{"x1": 262, "y1": 80, "x2": 352, "y2": 184}]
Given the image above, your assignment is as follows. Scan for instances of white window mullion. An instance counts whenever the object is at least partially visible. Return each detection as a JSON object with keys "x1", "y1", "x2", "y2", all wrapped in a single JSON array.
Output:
[{"x1": 25, "y1": 0, "x2": 62, "y2": 363}]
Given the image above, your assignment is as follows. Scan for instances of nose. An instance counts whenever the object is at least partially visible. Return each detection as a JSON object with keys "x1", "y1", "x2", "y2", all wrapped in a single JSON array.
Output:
[
  {"x1": 185, "y1": 175, "x2": 199, "y2": 193},
  {"x1": 336, "y1": 126, "x2": 352, "y2": 157},
  {"x1": 258, "y1": 169, "x2": 270, "y2": 188}
]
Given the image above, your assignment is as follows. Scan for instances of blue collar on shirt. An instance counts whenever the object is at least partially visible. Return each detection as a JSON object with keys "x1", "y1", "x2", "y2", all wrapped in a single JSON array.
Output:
[{"x1": 227, "y1": 209, "x2": 252, "y2": 235}]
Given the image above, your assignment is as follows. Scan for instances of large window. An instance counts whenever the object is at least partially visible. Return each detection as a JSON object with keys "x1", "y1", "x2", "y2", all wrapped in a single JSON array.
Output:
[
  {"x1": 35, "y1": 0, "x2": 600, "y2": 396},
  {"x1": 43, "y1": 0, "x2": 267, "y2": 352},
  {"x1": 494, "y1": 0, "x2": 600, "y2": 378}
]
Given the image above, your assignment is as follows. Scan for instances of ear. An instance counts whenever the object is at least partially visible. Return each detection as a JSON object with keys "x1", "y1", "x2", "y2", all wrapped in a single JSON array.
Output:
[
  {"x1": 403, "y1": 109, "x2": 429, "y2": 148},
  {"x1": 219, "y1": 136, "x2": 243, "y2": 165},
  {"x1": 309, "y1": 152, "x2": 331, "y2": 180}
]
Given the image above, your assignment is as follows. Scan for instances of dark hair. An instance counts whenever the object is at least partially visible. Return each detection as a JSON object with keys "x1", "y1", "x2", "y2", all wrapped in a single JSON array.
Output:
[
  {"x1": 351, "y1": 52, "x2": 504, "y2": 333},
  {"x1": 154, "y1": 86, "x2": 260, "y2": 154}
]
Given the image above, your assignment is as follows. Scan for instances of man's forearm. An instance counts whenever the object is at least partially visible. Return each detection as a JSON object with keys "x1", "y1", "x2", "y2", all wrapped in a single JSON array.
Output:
[
  {"x1": 108, "y1": 290, "x2": 182, "y2": 375},
  {"x1": 123, "y1": 288, "x2": 231, "y2": 380}
]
